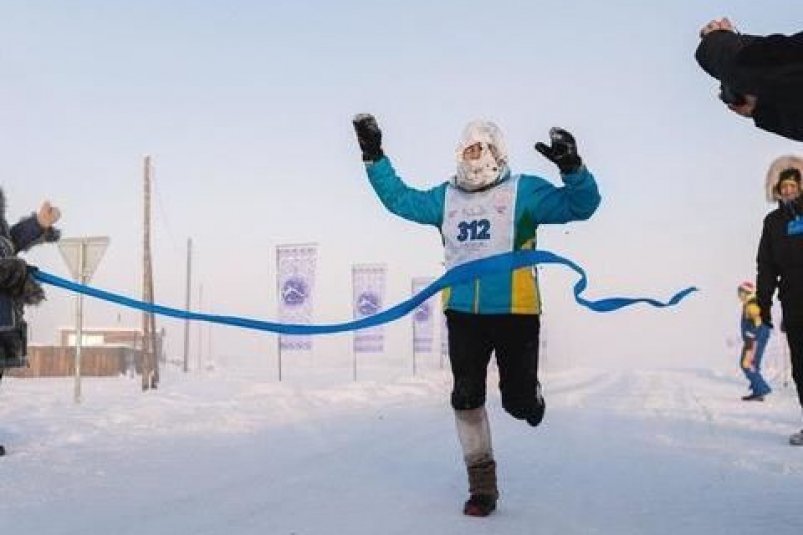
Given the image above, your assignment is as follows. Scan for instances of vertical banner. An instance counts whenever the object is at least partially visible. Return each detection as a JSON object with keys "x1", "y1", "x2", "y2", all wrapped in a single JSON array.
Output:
[
  {"x1": 352, "y1": 263, "x2": 386, "y2": 353},
  {"x1": 277, "y1": 243, "x2": 317, "y2": 352},
  {"x1": 412, "y1": 277, "x2": 436, "y2": 354}
]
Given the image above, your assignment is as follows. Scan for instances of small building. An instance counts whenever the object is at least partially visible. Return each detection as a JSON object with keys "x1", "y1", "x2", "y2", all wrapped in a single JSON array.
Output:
[{"x1": 6, "y1": 327, "x2": 164, "y2": 378}]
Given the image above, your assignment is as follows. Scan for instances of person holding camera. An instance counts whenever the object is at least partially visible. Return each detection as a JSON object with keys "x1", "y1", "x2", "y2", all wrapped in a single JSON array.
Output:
[
  {"x1": 756, "y1": 156, "x2": 803, "y2": 446},
  {"x1": 0, "y1": 188, "x2": 61, "y2": 457},
  {"x1": 695, "y1": 17, "x2": 803, "y2": 142},
  {"x1": 352, "y1": 113, "x2": 600, "y2": 516}
]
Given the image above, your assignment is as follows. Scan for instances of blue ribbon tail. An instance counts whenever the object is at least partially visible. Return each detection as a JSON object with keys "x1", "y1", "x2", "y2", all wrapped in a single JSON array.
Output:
[{"x1": 32, "y1": 249, "x2": 698, "y2": 334}]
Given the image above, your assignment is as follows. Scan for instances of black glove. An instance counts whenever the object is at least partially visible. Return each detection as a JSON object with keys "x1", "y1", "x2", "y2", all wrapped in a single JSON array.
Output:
[
  {"x1": 0, "y1": 258, "x2": 30, "y2": 294},
  {"x1": 352, "y1": 113, "x2": 384, "y2": 162},
  {"x1": 535, "y1": 127, "x2": 583, "y2": 174},
  {"x1": 761, "y1": 310, "x2": 773, "y2": 329}
]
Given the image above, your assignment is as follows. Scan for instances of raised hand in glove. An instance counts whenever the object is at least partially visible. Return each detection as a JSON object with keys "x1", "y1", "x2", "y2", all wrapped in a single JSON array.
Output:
[
  {"x1": 535, "y1": 127, "x2": 583, "y2": 174},
  {"x1": 0, "y1": 258, "x2": 31, "y2": 294},
  {"x1": 352, "y1": 113, "x2": 384, "y2": 163}
]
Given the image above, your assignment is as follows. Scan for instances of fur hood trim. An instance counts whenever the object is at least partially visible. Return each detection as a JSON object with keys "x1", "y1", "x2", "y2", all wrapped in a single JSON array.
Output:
[{"x1": 765, "y1": 155, "x2": 803, "y2": 202}]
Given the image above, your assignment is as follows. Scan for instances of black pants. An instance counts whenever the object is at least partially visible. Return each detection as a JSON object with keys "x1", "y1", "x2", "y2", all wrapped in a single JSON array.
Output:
[
  {"x1": 784, "y1": 320, "x2": 803, "y2": 410},
  {"x1": 446, "y1": 310, "x2": 541, "y2": 421},
  {"x1": 0, "y1": 325, "x2": 25, "y2": 370}
]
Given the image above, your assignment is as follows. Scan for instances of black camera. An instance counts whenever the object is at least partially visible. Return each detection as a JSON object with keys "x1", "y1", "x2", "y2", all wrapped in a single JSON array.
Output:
[{"x1": 719, "y1": 84, "x2": 747, "y2": 106}]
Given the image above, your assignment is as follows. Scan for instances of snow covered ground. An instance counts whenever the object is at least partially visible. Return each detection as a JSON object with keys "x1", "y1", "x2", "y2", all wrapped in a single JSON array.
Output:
[{"x1": 2, "y1": 361, "x2": 802, "y2": 535}]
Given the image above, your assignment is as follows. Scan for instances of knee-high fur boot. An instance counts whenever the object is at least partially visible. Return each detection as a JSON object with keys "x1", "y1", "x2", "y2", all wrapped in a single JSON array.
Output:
[{"x1": 454, "y1": 407, "x2": 498, "y2": 515}]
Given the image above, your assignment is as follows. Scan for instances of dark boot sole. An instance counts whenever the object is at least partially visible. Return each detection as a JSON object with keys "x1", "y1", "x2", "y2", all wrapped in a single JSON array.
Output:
[
  {"x1": 463, "y1": 503, "x2": 496, "y2": 517},
  {"x1": 463, "y1": 495, "x2": 497, "y2": 517}
]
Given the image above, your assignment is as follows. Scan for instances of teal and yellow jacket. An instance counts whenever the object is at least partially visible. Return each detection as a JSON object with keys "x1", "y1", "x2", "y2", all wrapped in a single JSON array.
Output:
[{"x1": 365, "y1": 156, "x2": 601, "y2": 315}]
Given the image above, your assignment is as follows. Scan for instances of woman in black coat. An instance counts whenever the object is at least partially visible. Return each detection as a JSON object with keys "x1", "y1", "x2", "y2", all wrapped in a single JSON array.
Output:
[{"x1": 756, "y1": 156, "x2": 803, "y2": 446}]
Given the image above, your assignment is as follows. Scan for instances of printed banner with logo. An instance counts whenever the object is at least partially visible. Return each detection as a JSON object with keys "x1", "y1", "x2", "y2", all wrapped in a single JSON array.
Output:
[
  {"x1": 411, "y1": 277, "x2": 436, "y2": 354},
  {"x1": 277, "y1": 243, "x2": 317, "y2": 351},
  {"x1": 352, "y1": 263, "x2": 386, "y2": 353}
]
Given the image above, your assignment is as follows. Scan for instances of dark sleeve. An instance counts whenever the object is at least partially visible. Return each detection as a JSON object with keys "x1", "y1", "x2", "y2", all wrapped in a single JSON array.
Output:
[
  {"x1": 756, "y1": 217, "x2": 778, "y2": 321},
  {"x1": 695, "y1": 31, "x2": 758, "y2": 82},
  {"x1": 10, "y1": 215, "x2": 43, "y2": 252},
  {"x1": 752, "y1": 102, "x2": 803, "y2": 142},
  {"x1": 695, "y1": 31, "x2": 792, "y2": 99},
  {"x1": 736, "y1": 32, "x2": 803, "y2": 103},
  {"x1": 10, "y1": 215, "x2": 59, "y2": 253},
  {"x1": 738, "y1": 31, "x2": 803, "y2": 67}
]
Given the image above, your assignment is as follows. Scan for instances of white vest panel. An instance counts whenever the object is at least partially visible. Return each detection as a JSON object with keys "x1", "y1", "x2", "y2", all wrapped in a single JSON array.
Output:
[{"x1": 442, "y1": 176, "x2": 519, "y2": 270}]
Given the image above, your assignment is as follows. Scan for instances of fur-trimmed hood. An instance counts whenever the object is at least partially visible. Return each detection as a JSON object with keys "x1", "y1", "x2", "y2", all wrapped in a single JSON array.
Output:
[{"x1": 765, "y1": 155, "x2": 803, "y2": 202}]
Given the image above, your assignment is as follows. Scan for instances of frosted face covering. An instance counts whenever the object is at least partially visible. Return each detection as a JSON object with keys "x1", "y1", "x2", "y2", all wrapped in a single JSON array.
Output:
[{"x1": 455, "y1": 120, "x2": 508, "y2": 192}]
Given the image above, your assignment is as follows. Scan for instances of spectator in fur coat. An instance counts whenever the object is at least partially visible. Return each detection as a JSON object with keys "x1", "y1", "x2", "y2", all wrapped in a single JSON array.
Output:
[
  {"x1": 0, "y1": 187, "x2": 61, "y2": 456},
  {"x1": 756, "y1": 156, "x2": 803, "y2": 445}
]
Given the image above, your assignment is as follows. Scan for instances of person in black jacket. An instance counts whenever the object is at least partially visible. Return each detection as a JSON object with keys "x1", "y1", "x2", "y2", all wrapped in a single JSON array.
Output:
[
  {"x1": 756, "y1": 156, "x2": 803, "y2": 446},
  {"x1": 0, "y1": 187, "x2": 61, "y2": 457},
  {"x1": 695, "y1": 17, "x2": 803, "y2": 142}
]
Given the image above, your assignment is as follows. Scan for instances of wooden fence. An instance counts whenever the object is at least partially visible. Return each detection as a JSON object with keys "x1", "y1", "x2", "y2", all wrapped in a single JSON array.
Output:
[{"x1": 5, "y1": 346, "x2": 141, "y2": 378}]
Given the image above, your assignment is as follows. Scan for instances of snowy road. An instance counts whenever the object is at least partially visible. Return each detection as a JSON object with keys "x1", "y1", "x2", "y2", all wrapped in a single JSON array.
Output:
[{"x1": 1, "y1": 366, "x2": 802, "y2": 534}]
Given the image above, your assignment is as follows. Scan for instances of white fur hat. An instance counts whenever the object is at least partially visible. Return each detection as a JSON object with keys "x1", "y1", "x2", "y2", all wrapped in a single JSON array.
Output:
[
  {"x1": 455, "y1": 120, "x2": 508, "y2": 165},
  {"x1": 765, "y1": 155, "x2": 803, "y2": 202}
]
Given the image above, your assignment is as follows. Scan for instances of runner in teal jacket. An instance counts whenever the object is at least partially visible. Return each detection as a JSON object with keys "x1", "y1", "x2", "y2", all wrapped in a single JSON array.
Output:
[
  {"x1": 353, "y1": 114, "x2": 600, "y2": 517},
  {"x1": 364, "y1": 155, "x2": 600, "y2": 315}
]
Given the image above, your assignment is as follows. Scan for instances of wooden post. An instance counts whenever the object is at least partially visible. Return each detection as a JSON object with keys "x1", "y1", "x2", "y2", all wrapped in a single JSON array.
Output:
[
  {"x1": 141, "y1": 155, "x2": 158, "y2": 390},
  {"x1": 183, "y1": 238, "x2": 192, "y2": 372}
]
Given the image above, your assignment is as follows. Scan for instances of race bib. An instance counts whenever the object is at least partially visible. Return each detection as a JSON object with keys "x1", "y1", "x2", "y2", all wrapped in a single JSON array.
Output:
[{"x1": 442, "y1": 177, "x2": 518, "y2": 269}]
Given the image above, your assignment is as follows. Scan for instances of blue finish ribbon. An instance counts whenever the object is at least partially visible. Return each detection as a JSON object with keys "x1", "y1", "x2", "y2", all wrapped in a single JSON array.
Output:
[{"x1": 32, "y1": 249, "x2": 697, "y2": 334}]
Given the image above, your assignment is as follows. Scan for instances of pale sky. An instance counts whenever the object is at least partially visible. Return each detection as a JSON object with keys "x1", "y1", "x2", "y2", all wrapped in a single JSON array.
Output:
[{"x1": 2, "y1": 0, "x2": 802, "y2": 370}]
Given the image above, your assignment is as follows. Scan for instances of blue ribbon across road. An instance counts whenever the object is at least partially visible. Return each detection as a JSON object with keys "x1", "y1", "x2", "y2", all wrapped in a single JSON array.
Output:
[{"x1": 32, "y1": 249, "x2": 697, "y2": 335}]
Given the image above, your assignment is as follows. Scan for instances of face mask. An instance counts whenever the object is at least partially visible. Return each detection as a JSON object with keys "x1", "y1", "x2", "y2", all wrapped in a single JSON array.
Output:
[
  {"x1": 455, "y1": 142, "x2": 503, "y2": 191},
  {"x1": 454, "y1": 120, "x2": 508, "y2": 192}
]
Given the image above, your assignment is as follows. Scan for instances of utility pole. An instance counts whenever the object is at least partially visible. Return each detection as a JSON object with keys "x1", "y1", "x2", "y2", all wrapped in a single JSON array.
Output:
[
  {"x1": 197, "y1": 283, "x2": 203, "y2": 372},
  {"x1": 207, "y1": 324, "x2": 213, "y2": 368},
  {"x1": 183, "y1": 238, "x2": 192, "y2": 372},
  {"x1": 142, "y1": 155, "x2": 158, "y2": 390}
]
